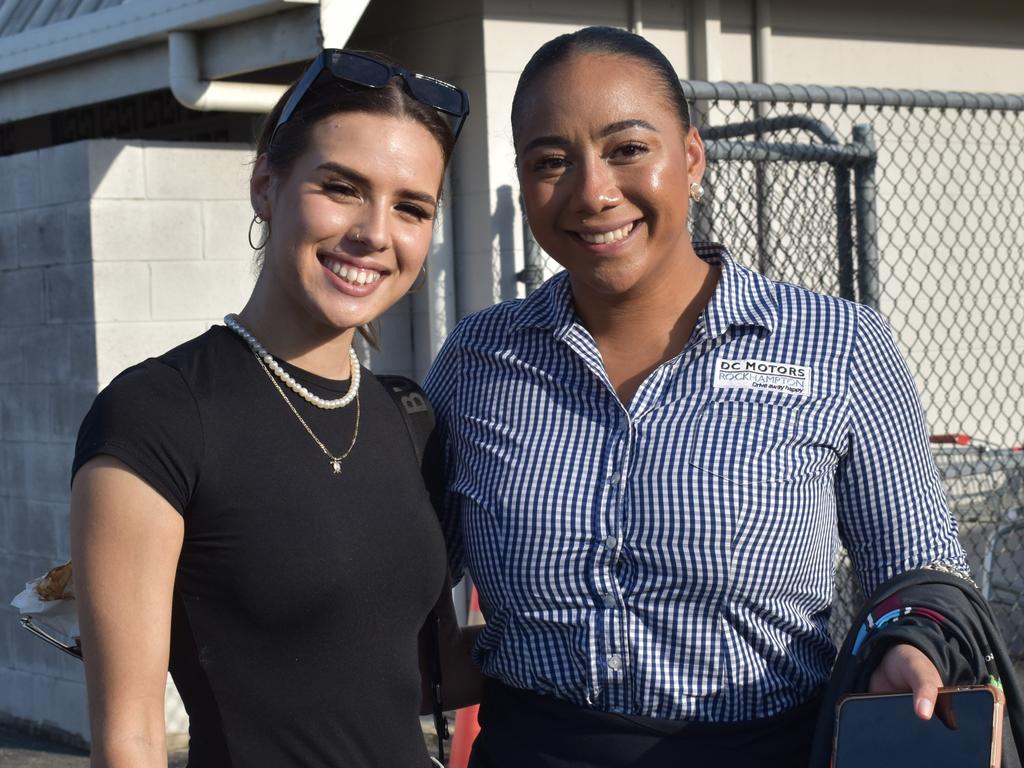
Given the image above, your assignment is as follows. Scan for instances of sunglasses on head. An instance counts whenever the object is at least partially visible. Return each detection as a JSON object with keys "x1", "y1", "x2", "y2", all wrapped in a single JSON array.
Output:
[{"x1": 271, "y1": 49, "x2": 470, "y2": 145}]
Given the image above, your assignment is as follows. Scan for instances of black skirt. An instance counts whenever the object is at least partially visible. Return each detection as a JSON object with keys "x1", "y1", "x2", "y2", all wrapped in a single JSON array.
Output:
[{"x1": 468, "y1": 677, "x2": 819, "y2": 768}]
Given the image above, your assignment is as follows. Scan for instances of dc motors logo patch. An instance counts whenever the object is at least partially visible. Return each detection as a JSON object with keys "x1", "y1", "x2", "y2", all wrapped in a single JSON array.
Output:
[{"x1": 713, "y1": 358, "x2": 812, "y2": 397}]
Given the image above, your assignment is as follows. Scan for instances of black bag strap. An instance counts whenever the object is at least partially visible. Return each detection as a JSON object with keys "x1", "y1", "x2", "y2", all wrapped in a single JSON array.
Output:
[
  {"x1": 377, "y1": 374, "x2": 436, "y2": 466},
  {"x1": 377, "y1": 374, "x2": 449, "y2": 765}
]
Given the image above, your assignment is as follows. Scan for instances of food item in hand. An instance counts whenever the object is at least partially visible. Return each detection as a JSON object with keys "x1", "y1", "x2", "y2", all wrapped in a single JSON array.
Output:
[{"x1": 34, "y1": 562, "x2": 74, "y2": 601}]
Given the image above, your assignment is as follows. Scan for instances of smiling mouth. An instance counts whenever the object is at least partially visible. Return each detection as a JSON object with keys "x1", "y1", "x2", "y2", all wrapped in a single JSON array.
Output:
[
  {"x1": 574, "y1": 221, "x2": 638, "y2": 245},
  {"x1": 318, "y1": 254, "x2": 384, "y2": 286}
]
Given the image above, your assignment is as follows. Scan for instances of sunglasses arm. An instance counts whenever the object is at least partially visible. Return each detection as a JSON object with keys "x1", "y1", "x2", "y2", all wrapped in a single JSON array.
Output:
[{"x1": 269, "y1": 52, "x2": 327, "y2": 145}]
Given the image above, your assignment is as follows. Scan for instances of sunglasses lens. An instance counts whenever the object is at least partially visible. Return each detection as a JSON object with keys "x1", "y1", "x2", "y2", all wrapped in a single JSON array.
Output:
[
  {"x1": 406, "y1": 77, "x2": 467, "y2": 116},
  {"x1": 328, "y1": 51, "x2": 392, "y2": 87}
]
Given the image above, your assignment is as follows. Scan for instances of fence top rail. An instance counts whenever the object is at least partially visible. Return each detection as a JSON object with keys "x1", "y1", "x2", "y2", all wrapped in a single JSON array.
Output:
[{"x1": 680, "y1": 80, "x2": 1024, "y2": 112}]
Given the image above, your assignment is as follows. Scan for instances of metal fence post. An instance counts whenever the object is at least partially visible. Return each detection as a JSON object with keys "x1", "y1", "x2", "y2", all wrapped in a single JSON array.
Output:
[
  {"x1": 754, "y1": 154, "x2": 773, "y2": 277},
  {"x1": 835, "y1": 166, "x2": 855, "y2": 302},
  {"x1": 693, "y1": 169, "x2": 716, "y2": 243},
  {"x1": 852, "y1": 124, "x2": 880, "y2": 311}
]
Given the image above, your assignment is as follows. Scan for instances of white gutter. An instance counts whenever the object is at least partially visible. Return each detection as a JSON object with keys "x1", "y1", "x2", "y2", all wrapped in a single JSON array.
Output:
[
  {"x1": 166, "y1": 0, "x2": 372, "y2": 114},
  {"x1": 168, "y1": 31, "x2": 286, "y2": 112},
  {"x1": 754, "y1": 0, "x2": 771, "y2": 84}
]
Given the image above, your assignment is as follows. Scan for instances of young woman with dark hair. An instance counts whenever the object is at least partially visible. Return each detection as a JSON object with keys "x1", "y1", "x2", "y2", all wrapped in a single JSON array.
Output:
[
  {"x1": 425, "y1": 26, "x2": 969, "y2": 767},
  {"x1": 71, "y1": 50, "x2": 476, "y2": 768}
]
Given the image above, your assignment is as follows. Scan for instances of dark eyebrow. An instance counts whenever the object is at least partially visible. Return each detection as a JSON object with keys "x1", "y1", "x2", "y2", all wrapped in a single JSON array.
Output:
[
  {"x1": 520, "y1": 135, "x2": 571, "y2": 154},
  {"x1": 520, "y1": 119, "x2": 658, "y2": 154},
  {"x1": 317, "y1": 162, "x2": 437, "y2": 208},
  {"x1": 599, "y1": 119, "x2": 657, "y2": 137}
]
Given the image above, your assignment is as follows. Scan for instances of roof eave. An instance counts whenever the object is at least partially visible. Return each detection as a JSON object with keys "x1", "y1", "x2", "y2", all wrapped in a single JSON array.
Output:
[{"x1": 0, "y1": 0, "x2": 318, "y2": 81}]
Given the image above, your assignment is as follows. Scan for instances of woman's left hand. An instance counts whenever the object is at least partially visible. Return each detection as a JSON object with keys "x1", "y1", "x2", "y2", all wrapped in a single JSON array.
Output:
[{"x1": 868, "y1": 643, "x2": 943, "y2": 720}]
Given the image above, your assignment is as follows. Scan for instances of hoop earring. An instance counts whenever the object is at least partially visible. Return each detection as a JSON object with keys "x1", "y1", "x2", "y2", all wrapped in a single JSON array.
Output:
[
  {"x1": 408, "y1": 265, "x2": 427, "y2": 294},
  {"x1": 689, "y1": 182, "x2": 705, "y2": 203},
  {"x1": 248, "y1": 214, "x2": 270, "y2": 251}
]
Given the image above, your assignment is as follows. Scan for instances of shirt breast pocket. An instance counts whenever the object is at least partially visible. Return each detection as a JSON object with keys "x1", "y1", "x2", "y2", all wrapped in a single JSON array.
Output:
[{"x1": 687, "y1": 399, "x2": 834, "y2": 486}]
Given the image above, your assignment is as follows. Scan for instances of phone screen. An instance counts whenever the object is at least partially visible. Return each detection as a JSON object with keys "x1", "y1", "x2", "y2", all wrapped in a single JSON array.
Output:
[{"x1": 833, "y1": 689, "x2": 998, "y2": 768}]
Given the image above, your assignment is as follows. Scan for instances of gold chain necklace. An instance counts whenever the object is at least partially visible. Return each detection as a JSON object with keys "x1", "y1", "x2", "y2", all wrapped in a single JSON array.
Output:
[{"x1": 252, "y1": 350, "x2": 360, "y2": 475}]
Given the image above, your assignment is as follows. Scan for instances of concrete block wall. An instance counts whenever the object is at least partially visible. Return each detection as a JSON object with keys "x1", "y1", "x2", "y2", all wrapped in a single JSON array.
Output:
[
  {"x1": 2, "y1": 141, "x2": 99, "y2": 743},
  {"x1": 0, "y1": 139, "x2": 257, "y2": 743},
  {"x1": 85, "y1": 141, "x2": 257, "y2": 388}
]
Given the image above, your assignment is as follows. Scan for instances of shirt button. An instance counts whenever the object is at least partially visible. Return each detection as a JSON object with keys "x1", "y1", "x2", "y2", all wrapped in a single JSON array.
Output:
[
  {"x1": 602, "y1": 592, "x2": 616, "y2": 608},
  {"x1": 604, "y1": 535, "x2": 618, "y2": 550},
  {"x1": 607, "y1": 654, "x2": 623, "y2": 672}
]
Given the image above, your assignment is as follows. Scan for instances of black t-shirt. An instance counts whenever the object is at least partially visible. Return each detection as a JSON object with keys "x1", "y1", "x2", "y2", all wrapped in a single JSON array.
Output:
[{"x1": 73, "y1": 326, "x2": 447, "y2": 767}]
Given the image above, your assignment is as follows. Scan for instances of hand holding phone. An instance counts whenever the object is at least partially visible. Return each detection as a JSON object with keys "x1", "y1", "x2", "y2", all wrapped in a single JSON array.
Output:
[{"x1": 832, "y1": 685, "x2": 1004, "y2": 768}]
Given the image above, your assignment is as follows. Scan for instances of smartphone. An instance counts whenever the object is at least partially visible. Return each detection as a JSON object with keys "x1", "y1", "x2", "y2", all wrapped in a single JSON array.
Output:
[{"x1": 832, "y1": 685, "x2": 1004, "y2": 768}]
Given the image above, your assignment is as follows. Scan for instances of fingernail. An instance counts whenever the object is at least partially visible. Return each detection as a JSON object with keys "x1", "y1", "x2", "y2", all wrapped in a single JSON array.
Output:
[{"x1": 917, "y1": 698, "x2": 934, "y2": 719}]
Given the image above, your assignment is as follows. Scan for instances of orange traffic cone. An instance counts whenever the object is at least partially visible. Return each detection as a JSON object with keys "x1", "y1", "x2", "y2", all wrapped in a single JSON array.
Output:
[{"x1": 448, "y1": 586, "x2": 484, "y2": 768}]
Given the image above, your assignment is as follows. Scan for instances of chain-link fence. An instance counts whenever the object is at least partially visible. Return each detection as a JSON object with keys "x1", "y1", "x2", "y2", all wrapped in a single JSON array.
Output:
[{"x1": 517, "y1": 81, "x2": 1024, "y2": 652}]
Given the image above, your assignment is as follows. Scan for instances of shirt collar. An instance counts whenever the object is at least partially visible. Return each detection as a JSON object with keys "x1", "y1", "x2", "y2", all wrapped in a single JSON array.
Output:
[
  {"x1": 509, "y1": 270, "x2": 577, "y2": 336},
  {"x1": 697, "y1": 242, "x2": 778, "y2": 339},
  {"x1": 508, "y1": 242, "x2": 778, "y2": 339}
]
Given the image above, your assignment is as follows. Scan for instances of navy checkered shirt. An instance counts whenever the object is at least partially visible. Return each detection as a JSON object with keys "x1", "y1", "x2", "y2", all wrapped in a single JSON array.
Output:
[{"x1": 423, "y1": 243, "x2": 968, "y2": 721}]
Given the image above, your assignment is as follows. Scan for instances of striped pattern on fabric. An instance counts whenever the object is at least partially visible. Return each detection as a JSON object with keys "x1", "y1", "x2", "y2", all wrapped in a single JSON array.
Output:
[{"x1": 423, "y1": 243, "x2": 968, "y2": 722}]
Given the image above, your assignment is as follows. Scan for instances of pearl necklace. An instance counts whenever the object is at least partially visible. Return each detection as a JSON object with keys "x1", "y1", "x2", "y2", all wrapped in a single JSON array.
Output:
[{"x1": 224, "y1": 314, "x2": 360, "y2": 409}]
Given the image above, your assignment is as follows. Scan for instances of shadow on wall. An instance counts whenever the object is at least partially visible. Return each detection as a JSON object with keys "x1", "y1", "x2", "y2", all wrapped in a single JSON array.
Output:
[{"x1": 492, "y1": 184, "x2": 517, "y2": 300}]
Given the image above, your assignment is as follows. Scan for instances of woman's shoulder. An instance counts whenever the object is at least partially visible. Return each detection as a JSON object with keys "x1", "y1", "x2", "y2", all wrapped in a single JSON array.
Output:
[
  {"x1": 447, "y1": 273, "x2": 572, "y2": 346},
  {"x1": 424, "y1": 298, "x2": 529, "y2": 399},
  {"x1": 444, "y1": 298, "x2": 525, "y2": 347},
  {"x1": 766, "y1": 280, "x2": 903, "y2": 377},
  {"x1": 769, "y1": 276, "x2": 856, "y2": 313},
  {"x1": 73, "y1": 330, "x2": 224, "y2": 509},
  {"x1": 768, "y1": 276, "x2": 884, "y2": 333},
  {"x1": 157, "y1": 325, "x2": 242, "y2": 376},
  {"x1": 87, "y1": 327, "x2": 241, "y2": 435},
  {"x1": 104, "y1": 326, "x2": 238, "y2": 394}
]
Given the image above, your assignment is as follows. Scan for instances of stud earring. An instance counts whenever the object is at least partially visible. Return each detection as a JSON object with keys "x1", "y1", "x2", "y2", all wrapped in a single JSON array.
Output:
[{"x1": 689, "y1": 182, "x2": 705, "y2": 203}]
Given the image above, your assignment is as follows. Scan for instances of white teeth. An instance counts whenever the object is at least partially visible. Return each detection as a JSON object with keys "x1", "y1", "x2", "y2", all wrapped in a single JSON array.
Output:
[
  {"x1": 579, "y1": 223, "x2": 634, "y2": 244},
  {"x1": 323, "y1": 257, "x2": 382, "y2": 286}
]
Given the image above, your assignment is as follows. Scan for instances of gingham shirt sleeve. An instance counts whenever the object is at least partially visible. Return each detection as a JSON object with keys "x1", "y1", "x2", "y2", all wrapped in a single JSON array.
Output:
[
  {"x1": 423, "y1": 322, "x2": 468, "y2": 585},
  {"x1": 835, "y1": 305, "x2": 969, "y2": 595}
]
